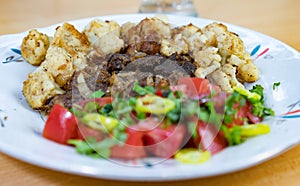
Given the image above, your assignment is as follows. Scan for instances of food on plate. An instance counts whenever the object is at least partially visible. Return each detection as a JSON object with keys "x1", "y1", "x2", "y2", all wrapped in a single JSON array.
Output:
[
  {"x1": 23, "y1": 23, "x2": 90, "y2": 109},
  {"x1": 21, "y1": 29, "x2": 50, "y2": 66},
  {"x1": 19, "y1": 16, "x2": 273, "y2": 163},
  {"x1": 21, "y1": 17, "x2": 260, "y2": 111},
  {"x1": 43, "y1": 77, "x2": 274, "y2": 162}
]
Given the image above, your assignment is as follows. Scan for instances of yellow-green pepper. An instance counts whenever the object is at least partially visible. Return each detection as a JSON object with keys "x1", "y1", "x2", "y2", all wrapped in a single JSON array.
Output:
[{"x1": 136, "y1": 95, "x2": 175, "y2": 115}]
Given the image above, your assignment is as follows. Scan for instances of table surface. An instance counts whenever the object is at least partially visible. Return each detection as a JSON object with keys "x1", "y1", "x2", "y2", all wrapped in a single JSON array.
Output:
[{"x1": 1, "y1": 0, "x2": 299, "y2": 185}]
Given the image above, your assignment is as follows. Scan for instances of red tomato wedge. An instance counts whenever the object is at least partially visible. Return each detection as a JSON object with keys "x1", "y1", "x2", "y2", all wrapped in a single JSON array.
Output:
[
  {"x1": 110, "y1": 125, "x2": 147, "y2": 159},
  {"x1": 143, "y1": 124, "x2": 187, "y2": 158},
  {"x1": 196, "y1": 121, "x2": 227, "y2": 154},
  {"x1": 43, "y1": 104, "x2": 78, "y2": 144},
  {"x1": 227, "y1": 101, "x2": 263, "y2": 128},
  {"x1": 175, "y1": 77, "x2": 221, "y2": 99}
]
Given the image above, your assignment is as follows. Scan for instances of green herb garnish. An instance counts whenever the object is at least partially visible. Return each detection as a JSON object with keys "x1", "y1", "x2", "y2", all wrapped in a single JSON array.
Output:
[{"x1": 272, "y1": 82, "x2": 281, "y2": 90}]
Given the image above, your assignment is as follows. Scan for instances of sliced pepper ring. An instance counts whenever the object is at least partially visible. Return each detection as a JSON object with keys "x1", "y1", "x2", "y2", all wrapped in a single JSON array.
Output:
[{"x1": 136, "y1": 95, "x2": 176, "y2": 115}]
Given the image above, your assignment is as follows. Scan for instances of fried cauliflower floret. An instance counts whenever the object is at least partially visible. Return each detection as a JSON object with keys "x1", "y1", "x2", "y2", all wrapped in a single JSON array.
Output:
[
  {"x1": 23, "y1": 67, "x2": 64, "y2": 109},
  {"x1": 207, "y1": 69, "x2": 232, "y2": 92},
  {"x1": 120, "y1": 17, "x2": 172, "y2": 55},
  {"x1": 221, "y1": 64, "x2": 244, "y2": 88},
  {"x1": 227, "y1": 54, "x2": 245, "y2": 66},
  {"x1": 160, "y1": 34, "x2": 188, "y2": 56},
  {"x1": 52, "y1": 23, "x2": 90, "y2": 55},
  {"x1": 94, "y1": 32, "x2": 124, "y2": 55},
  {"x1": 176, "y1": 23, "x2": 201, "y2": 38},
  {"x1": 84, "y1": 19, "x2": 121, "y2": 44},
  {"x1": 203, "y1": 22, "x2": 260, "y2": 83},
  {"x1": 195, "y1": 61, "x2": 220, "y2": 78},
  {"x1": 83, "y1": 19, "x2": 124, "y2": 55},
  {"x1": 23, "y1": 22, "x2": 90, "y2": 109},
  {"x1": 21, "y1": 29, "x2": 50, "y2": 66},
  {"x1": 41, "y1": 46, "x2": 75, "y2": 87},
  {"x1": 120, "y1": 22, "x2": 136, "y2": 43},
  {"x1": 174, "y1": 23, "x2": 208, "y2": 52},
  {"x1": 203, "y1": 22, "x2": 246, "y2": 62},
  {"x1": 50, "y1": 23, "x2": 90, "y2": 71},
  {"x1": 137, "y1": 17, "x2": 172, "y2": 41},
  {"x1": 41, "y1": 23, "x2": 90, "y2": 87},
  {"x1": 192, "y1": 47, "x2": 221, "y2": 67},
  {"x1": 237, "y1": 60, "x2": 260, "y2": 83}
]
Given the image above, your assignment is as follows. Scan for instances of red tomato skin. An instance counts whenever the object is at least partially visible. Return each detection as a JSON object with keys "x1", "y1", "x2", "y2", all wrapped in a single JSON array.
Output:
[
  {"x1": 196, "y1": 121, "x2": 227, "y2": 154},
  {"x1": 227, "y1": 101, "x2": 262, "y2": 127},
  {"x1": 143, "y1": 124, "x2": 187, "y2": 158},
  {"x1": 176, "y1": 77, "x2": 220, "y2": 99},
  {"x1": 110, "y1": 125, "x2": 147, "y2": 159},
  {"x1": 43, "y1": 104, "x2": 78, "y2": 144},
  {"x1": 77, "y1": 122, "x2": 106, "y2": 141}
]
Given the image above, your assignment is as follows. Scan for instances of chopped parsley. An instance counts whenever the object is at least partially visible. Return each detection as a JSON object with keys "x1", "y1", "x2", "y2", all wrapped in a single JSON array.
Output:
[{"x1": 272, "y1": 82, "x2": 281, "y2": 90}]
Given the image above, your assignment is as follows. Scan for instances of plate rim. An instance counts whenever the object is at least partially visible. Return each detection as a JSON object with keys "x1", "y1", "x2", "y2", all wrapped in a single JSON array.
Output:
[{"x1": 0, "y1": 13, "x2": 300, "y2": 181}]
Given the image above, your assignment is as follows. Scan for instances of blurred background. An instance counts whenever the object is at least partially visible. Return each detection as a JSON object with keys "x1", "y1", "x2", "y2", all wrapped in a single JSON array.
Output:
[{"x1": 0, "y1": 0, "x2": 299, "y2": 50}]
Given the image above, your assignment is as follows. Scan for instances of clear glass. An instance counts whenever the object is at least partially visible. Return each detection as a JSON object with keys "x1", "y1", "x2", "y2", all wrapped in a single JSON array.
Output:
[{"x1": 139, "y1": 0, "x2": 198, "y2": 17}]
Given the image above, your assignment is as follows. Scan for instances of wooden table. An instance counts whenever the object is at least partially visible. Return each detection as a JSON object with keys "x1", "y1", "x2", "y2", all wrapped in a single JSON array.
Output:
[{"x1": 1, "y1": 0, "x2": 299, "y2": 185}]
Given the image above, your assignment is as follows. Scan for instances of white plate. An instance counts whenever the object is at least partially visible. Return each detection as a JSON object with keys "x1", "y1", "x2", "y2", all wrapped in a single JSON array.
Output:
[{"x1": 0, "y1": 14, "x2": 300, "y2": 181}]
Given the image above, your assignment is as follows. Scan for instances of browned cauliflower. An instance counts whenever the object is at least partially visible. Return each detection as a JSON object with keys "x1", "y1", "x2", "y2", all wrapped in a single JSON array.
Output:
[
  {"x1": 21, "y1": 29, "x2": 50, "y2": 66},
  {"x1": 160, "y1": 34, "x2": 188, "y2": 56},
  {"x1": 23, "y1": 67, "x2": 64, "y2": 109},
  {"x1": 202, "y1": 22, "x2": 260, "y2": 83},
  {"x1": 83, "y1": 19, "x2": 124, "y2": 56},
  {"x1": 23, "y1": 23, "x2": 90, "y2": 109}
]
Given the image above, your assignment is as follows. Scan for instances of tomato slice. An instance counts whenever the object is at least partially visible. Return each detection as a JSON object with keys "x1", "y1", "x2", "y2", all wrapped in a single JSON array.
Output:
[
  {"x1": 43, "y1": 104, "x2": 79, "y2": 144},
  {"x1": 110, "y1": 125, "x2": 147, "y2": 159},
  {"x1": 196, "y1": 121, "x2": 227, "y2": 154},
  {"x1": 143, "y1": 124, "x2": 187, "y2": 158},
  {"x1": 227, "y1": 101, "x2": 262, "y2": 127},
  {"x1": 176, "y1": 77, "x2": 220, "y2": 99}
]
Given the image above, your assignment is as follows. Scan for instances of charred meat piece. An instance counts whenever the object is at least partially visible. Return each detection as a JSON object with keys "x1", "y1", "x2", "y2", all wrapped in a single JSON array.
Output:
[{"x1": 51, "y1": 64, "x2": 111, "y2": 109}]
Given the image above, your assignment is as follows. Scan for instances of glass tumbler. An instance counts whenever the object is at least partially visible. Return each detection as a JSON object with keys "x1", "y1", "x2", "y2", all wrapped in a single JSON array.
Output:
[{"x1": 139, "y1": 0, "x2": 198, "y2": 17}]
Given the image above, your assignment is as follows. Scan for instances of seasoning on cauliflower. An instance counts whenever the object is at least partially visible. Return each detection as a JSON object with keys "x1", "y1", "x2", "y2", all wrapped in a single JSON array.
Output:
[
  {"x1": 160, "y1": 34, "x2": 188, "y2": 57},
  {"x1": 192, "y1": 47, "x2": 221, "y2": 67},
  {"x1": 195, "y1": 61, "x2": 220, "y2": 78},
  {"x1": 202, "y1": 22, "x2": 260, "y2": 84},
  {"x1": 21, "y1": 29, "x2": 50, "y2": 66},
  {"x1": 84, "y1": 19, "x2": 120, "y2": 41},
  {"x1": 207, "y1": 69, "x2": 232, "y2": 92},
  {"x1": 237, "y1": 60, "x2": 260, "y2": 83},
  {"x1": 221, "y1": 64, "x2": 244, "y2": 88},
  {"x1": 23, "y1": 67, "x2": 64, "y2": 109},
  {"x1": 42, "y1": 23, "x2": 90, "y2": 86},
  {"x1": 83, "y1": 19, "x2": 124, "y2": 56},
  {"x1": 23, "y1": 22, "x2": 90, "y2": 109},
  {"x1": 41, "y1": 46, "x2": 75, "y2": 87}
]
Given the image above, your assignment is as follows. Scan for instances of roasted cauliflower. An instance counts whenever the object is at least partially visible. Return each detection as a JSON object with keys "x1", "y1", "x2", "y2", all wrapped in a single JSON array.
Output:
[
  {"x1": 23, "y1": 67, "x2": 64, "y2": 109},
  {"x1": 83, "y1": 19, "x2": 124, "y2": 55},
  {"x1": 21, "y1": 29, "x2": 50, "y2": 66},
  {"x1": 23, "y1": 23, "x2": 90, "y2": 109}
]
